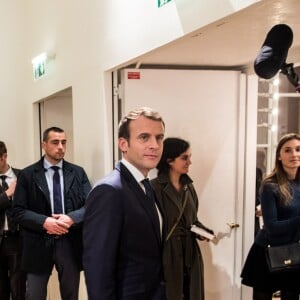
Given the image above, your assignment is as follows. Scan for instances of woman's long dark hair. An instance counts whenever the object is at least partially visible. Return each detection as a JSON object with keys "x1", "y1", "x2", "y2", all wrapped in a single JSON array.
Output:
[
  {"x1": 263, "y1": 133, "x2": 300, "y2": 205},
  {"x1": 156, "y1": 137, "x2": 190, "y2": 175}
]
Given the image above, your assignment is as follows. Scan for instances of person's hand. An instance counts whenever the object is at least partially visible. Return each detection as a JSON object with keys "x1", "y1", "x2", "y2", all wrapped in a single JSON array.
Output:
[
  {"x1": 43, "y1": 216, "x2": 69, "y2": 235},
  {"x1": 255, "y1": 205, "x2": 262, "y2": 217},
  {"x1": 5, "y1": 180, "x2": 16, "y2": 198},
  {"x1": 52, "y1": 214, "x2": 74, "y2": 227},
  {"x1": 194, "y1": 234, "x2": 213, "y2": 242}
]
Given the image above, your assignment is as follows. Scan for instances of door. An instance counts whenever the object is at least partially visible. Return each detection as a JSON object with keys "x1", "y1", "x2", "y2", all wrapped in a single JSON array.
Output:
[
  {"x1": 116, "y1": 68, "x2": 252, "y2": 299},
  {"x1": 38, "y1": 87, "x2": 74, "y2": 162},
  {"x1": 35, "y1": 87, "x2": 88, "y2": 300}
]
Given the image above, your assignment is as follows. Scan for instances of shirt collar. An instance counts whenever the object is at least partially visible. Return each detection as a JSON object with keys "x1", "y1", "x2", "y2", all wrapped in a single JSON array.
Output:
[
  {"x1": 121, "y1": 158, "x2": 149, "y2": 183},
  {"x1": 43, "y1": 158, "x2": 63, "y2": 170},
  {"x1": 0, "y1": 166, "x2": 14, "y2": 178}
]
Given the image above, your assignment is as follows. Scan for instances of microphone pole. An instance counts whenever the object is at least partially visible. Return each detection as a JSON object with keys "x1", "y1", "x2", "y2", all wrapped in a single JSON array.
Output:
[{"x1": 280, "y1": 63, "x2": 300, "y2": 92}]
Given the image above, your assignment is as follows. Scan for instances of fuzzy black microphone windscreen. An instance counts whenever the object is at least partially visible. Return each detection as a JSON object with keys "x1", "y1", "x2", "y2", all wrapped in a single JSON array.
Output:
[{"x1": 254, "y1": 24, "x2": 293, "y2": 79}]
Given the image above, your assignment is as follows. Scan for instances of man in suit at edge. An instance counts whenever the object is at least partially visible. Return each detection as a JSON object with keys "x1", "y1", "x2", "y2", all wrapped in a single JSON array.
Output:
[
  {"x1": 12, "y1": 127, "x2": 91, "y2": 300},
  {"x1": 0, "y1": 141, "x2": 26, "y2": 300},
  {"x1": 83, "y1": 107, "x2": 166, "y2": 300}
]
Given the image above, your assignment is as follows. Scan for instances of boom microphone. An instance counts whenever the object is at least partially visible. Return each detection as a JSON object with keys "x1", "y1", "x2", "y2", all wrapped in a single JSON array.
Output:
[{"x1": 254, "y1": 24, "x2": 293, "y2": 79}]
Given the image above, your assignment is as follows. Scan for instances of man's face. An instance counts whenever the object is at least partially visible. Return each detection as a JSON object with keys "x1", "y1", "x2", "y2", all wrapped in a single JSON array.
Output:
[
  {"x1": 119, "y1": 116, "x2": 164, "y2": 177},
  {"x1": 42, "y1": 131, "x2": 67, "y2": 164}
]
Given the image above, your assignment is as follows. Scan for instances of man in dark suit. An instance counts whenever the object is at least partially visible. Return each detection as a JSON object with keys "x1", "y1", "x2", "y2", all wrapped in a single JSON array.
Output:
[
  {"x1": 83, "y1": 107, "x2": 166, "y2": 300},
  {"x1": 12, "y1": 127, "x2": 91, "y2": 300},
  {"x1": 0, "y1": 141, "x2": 26, "y2": 300}
]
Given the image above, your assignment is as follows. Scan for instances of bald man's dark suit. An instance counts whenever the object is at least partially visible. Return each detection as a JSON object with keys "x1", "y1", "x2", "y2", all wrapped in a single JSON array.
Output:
[
  {"x1": 83, "y1": 162, "x2": 166, "y2": 300},
  {"x1": 12, "y1": 158, "x2": 91, "y2": 273},
  {"x1": 12, "y1": 157, "x2": 91, "y2": 300}
]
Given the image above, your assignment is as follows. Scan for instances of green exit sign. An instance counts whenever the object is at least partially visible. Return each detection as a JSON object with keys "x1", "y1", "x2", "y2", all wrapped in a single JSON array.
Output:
[
  {"x1": 32, "y1": 53, "x2": 47, "y2": 80},
  {"x1": 158, "y1": 0, "x2": 172, "y2": 7}
]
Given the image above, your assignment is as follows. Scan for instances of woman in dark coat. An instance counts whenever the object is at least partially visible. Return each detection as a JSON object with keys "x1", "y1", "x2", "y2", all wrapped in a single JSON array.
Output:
[{"x1": 151, "y1": 137, "x2": 214, "y2": 300}]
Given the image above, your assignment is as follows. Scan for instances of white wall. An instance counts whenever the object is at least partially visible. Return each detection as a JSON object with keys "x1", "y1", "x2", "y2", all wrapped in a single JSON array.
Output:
[
  {"x1": 0, "y1": 1, "x2": 31, "y2": 169},
  {"x1": 12, "y1": 0, "x2": 257, "y2": 182},
  {"x1": 101, "y1": 0, "x2": 259, "y2": 70},
  {"x1": 173, "y1": 0, "x2": 259, "y2": 34},
  {"x1": 0, "y1": 1, "x2": 259, "y2": 299}
]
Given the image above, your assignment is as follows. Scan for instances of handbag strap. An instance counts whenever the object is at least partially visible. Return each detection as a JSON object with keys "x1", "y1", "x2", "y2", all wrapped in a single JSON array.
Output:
[{"x1": 165, "y1": 185, "x2": 189, "y2": 241}]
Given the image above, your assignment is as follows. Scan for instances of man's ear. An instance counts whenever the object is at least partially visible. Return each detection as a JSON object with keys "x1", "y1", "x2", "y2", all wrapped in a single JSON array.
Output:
[
  {"x1": 1, "y1": 153, "x2": 8, "y2": 160},
  {"x1": 119, "y1": 138, "x2": 128, "y2": 153}
]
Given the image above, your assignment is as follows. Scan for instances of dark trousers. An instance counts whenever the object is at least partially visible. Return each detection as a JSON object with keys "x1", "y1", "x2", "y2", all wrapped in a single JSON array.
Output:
[
  {"x1": 0, "y1": 235, "x2": 26, "y2": 300},
  {"x1": 120, "y1": 283, "x2": 166, "y2": 300},
  {"x1": 26, "y1": 236, "x2": 80, "y2": 300}
]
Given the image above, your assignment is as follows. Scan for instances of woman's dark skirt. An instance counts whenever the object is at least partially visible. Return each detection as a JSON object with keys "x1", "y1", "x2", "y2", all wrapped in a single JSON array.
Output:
[{"x1": 241, "y1": 243, "x2": 300, "y2": 293}]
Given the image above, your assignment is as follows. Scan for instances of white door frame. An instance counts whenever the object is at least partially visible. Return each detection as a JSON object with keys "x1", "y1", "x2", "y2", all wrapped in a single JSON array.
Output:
[{"x1": 112, "y1": 67, "x2": 258, "y2": 299}]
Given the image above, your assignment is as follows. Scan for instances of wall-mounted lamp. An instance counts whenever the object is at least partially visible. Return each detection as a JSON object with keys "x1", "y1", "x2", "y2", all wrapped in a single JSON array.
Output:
[
  {"x1": 271, "y1": 124, "x2": 277, "y2": 132},
  {"x1": 257, "y1": 123, "x2": 278, "y2": 132},
  {"x1": 257, "y1": 108, "x2": 279, "y2": 115},
  {"x1": 272, "y1": 92, "x2": 279, "y2": 101},
  {"x1": 272, "y1": 78, "x2": 280, "y2": 86}
]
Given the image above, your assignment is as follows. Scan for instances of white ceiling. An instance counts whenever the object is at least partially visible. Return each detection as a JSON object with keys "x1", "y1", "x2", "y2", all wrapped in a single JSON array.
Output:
[{"x1": 125, "y1": 0, "x2": 300, "y2": 74}]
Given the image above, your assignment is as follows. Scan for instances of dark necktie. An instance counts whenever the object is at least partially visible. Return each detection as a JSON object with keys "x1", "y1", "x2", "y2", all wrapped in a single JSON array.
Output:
[
  {"x1": 142, "y1": 178, "x2": 161, "y2": 237},
  {"x1": 0, "y1": 175, "x2": 8, "y2": 191},
  {"x1": 142, "y1": 178, "x2": 156, "y2": 204},
  {"x1": 51, "y1": 166, "x2": 63, "y2": 214}
]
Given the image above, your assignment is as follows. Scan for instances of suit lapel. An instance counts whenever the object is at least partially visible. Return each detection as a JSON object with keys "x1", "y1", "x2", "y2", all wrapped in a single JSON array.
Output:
[
  {"x1": 33, "y1": 160, "x2": 74, "y2": 212},
  {"x1": 12, "y1": 168, "x2": 20, "y2": 178},
  {"x1": 134, "y1": 184, "x2": 162, "y2": 244},
  {"x1": 163, "y1": 184, "x2": 182, "y2": 212},
  {"x1": 155, "y1": 173, "x2": 188, "y2": 213},
  {"x1": 62, "y1": 162, "x2": 74, "y2": 194},
  {"x1": 118, "y1": 163, "x2": 162, "y2": 245},
  {"x1": 33, "y1": 164, "x2": 50, "y2": 203}
]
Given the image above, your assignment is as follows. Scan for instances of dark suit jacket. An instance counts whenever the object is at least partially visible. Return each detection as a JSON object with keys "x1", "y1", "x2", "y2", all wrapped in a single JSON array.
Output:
[
  {"x1": 0, "y1": 168, "x2": 20, "y2": 244},
  {"x1": 12, "y1": 157, "x2": 91, "y2": 273},
  {"x1": 83, "y1": 162, "x2": 165, "y2": 300}
]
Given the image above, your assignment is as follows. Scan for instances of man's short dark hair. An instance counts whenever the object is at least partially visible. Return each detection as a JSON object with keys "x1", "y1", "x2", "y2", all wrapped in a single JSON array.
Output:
[
  {"x1": 118, "y1": 107, "x2": 165, "y2": 140},
  {"x1": 42, "y1": 127, "x2": 64, "y2": 142},
  {"x1": 0, "y1": 141, "x2": 7, "y2": 156}
]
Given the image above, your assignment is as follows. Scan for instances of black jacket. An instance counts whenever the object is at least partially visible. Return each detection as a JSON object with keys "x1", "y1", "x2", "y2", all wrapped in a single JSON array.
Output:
[
  {"x1": 0, "y1": 167, "x2": 20, "y2": 244},
  {"x1": 83, "y1": 162, "x2": 165, "y2": 300},
  {"x1": 12, "y1": 157, "x2": 91, "y2": 273}
]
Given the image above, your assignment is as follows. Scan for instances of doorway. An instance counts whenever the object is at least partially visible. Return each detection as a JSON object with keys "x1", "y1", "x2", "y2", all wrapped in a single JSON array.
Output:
[
  {"x1": 113, "y1": 67, "x2": 257, "y2": 299},
  {"x1": 34, "y1": 87, "x2": 87, "y2": 299},
  {"x1": 37, "y1": 87, "x2": 74, "y2": 162}
]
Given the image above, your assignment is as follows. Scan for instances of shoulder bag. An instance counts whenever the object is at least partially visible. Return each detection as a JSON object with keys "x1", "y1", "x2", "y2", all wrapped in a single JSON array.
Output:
[
  {"x1": 165, "y1": 185, "x2": 189, "y2": 241},
  {"x1": 266, "y1": 241, "x2": 300, "y2": 273}
]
